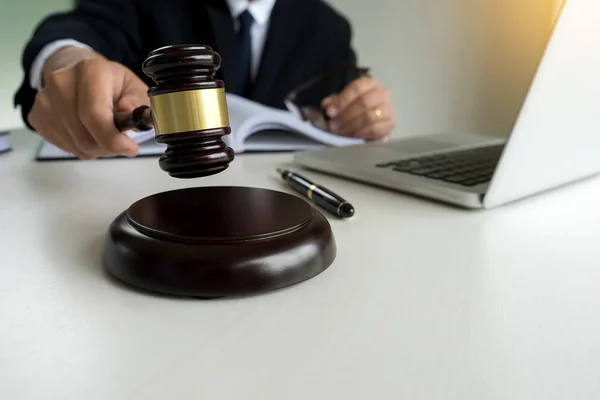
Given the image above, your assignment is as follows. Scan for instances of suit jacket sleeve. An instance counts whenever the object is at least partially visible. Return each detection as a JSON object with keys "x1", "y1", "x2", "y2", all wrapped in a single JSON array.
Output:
[
  {"x1": 340, "y1": 22, "x2": 360, "y2": 88},
  {"x1": 299, "y1": 2, "x2": 360, "y2": 108},
  {"x1": 13, "y1": 0, "x2": 145, "y2": 129},
  {"x1": 321, "y1": 3, "x2": 360, "y2": 93}
]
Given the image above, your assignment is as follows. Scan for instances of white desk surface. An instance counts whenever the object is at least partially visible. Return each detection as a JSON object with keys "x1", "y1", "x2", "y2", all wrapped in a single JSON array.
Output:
[{"x1": 2, "y1": 130, "x2": 600, "y2": 400}]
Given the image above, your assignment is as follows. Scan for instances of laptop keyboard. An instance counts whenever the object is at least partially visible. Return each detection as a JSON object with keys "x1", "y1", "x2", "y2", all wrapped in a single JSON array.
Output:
[{"x1": 376, "y1": 144, "x2": 505, "y2": 187}]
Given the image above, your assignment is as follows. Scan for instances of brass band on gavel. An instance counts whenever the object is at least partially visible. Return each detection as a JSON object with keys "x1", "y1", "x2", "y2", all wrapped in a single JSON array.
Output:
[{"x1": 150, "y1": 87, "x2": 230, "y2": 136}]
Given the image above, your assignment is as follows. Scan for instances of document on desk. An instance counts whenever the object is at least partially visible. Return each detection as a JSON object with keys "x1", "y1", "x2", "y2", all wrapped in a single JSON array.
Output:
[
  {"x1": 223, "y1": 93, "x2": 363, "y2": 153},
  {"x1": 36, "y1": 129, "x2": 166, "y2": 160},
  {"x1": 35, "y1": 93, "x2": 363, "y2": 160},
  {"x1": 0, "y1": 132, "x2": 11, "y2": 154}
]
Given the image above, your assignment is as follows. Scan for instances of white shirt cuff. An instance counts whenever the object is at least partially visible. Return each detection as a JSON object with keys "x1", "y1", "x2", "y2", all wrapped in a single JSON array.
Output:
[{"x1": 29, "y1": 39, "x2": 92, "y2": 91}]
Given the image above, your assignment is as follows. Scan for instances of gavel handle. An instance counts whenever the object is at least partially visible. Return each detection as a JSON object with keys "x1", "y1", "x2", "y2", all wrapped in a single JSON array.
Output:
[{"x1": 114, "y1": 105, "x2": 154, "y2": 132}]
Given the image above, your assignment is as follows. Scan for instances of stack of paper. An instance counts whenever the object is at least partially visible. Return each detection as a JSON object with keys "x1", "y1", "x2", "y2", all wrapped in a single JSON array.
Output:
[{"x1": 0, "y1": 132, "x2": 11, "y2": 155}]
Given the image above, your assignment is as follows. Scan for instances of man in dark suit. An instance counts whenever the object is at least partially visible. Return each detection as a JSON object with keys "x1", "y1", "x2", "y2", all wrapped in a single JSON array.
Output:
[{"x1": 14, "y1": 0, "x2": 396, "y2": 160}]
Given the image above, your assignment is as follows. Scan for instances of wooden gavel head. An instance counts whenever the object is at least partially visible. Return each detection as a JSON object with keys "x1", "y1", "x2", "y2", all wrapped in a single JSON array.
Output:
[{"x1": 115, "y1": 44, "x2": 234, "y2": 178}]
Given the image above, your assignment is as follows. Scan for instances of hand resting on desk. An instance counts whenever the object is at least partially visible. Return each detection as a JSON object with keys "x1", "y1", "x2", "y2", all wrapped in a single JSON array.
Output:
[{"x1": 27, "y1": 46, "x2": 149, "y2": 160}]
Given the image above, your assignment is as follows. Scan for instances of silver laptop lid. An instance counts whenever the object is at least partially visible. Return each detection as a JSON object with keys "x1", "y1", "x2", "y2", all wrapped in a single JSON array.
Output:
[{"x1": 484, "y1": 0, "x2": 600, "y2": 208}]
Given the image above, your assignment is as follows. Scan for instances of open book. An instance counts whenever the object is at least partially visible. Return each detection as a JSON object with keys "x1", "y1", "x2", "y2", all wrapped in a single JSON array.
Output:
[
  {"x1": 36, "y1": 93, "x2": 363, "y2": 160},
  {"x1": 0, "y1": 132, "x2": 11, "y2": 155}
]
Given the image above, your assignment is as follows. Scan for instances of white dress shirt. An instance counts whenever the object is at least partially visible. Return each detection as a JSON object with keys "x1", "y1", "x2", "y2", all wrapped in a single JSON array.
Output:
[
  {"x1": 29, "y1": 0, "x2": 277, "y2": 91},
  {"x1": 227, "y1": 0, "x2": 276, "y2": 81}
]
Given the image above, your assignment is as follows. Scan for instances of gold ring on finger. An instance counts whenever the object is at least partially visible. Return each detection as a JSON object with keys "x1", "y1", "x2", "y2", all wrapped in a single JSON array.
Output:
[{"x1": 373, "y1": 108, "x2": 383, "y2": 120}]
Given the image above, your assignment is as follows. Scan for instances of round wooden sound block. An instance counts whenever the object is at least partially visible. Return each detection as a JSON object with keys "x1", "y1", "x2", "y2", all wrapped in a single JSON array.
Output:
[{"x1": 102, "y1": 186, "x2": 336, "y2": 297}]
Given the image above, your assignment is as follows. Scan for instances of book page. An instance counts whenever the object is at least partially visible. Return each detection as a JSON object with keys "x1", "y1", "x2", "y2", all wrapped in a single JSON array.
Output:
[
  {"x1": 225, "y1": 93, "x2": 364, "y2": 152},
  {"x1": 0, "y1": 134, "x2": 10, "y2": 154},
  {"x1": 35, "y1": 94, "x2": 363, "y2": 158},
  {"x1": 243, "y1": 129, "x2": 332, "y2": 151},
  {"x1": 225, "y1": 93, "x2": 287, "y2": 150}
]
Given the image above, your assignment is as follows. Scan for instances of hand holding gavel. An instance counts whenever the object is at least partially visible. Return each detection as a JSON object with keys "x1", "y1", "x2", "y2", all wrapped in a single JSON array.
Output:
[
  {"x1": 27, "y1": 44, "x2": 234, "y2": 178},
  {"x1": 27, "y1": 46, "x2": 152, "y2": 160}
]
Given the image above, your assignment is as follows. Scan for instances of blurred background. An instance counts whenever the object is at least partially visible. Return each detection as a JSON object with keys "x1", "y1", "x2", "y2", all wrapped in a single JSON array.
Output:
[
  {"x1": 1, "y1": 0, "x2": 563, "y2": 139},
  {"x1": 2, "y1": 0, "x2": 72, "y2": 132}
]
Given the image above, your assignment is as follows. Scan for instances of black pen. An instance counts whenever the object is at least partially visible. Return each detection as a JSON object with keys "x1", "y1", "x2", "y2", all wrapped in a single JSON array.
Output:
[{"x1": 277, "y1": 169, "x2": 355, "y2": 218}]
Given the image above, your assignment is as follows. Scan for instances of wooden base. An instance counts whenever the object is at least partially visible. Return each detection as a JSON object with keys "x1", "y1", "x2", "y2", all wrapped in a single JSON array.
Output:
[{"x1": 102, "y1": 186, "x2": 336, "y2": 297}]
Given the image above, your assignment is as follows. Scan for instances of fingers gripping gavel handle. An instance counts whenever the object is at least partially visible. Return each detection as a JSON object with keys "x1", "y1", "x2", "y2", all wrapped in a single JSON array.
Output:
[{"x1": 114, "y1": 105, "x2": 154, "y2": 132}]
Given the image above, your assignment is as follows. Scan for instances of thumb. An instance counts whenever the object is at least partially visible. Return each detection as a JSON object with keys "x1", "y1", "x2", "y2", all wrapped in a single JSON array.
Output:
[
  {"x1": 77, "y1": 59, "x2": 141, "y2": 157},
  {"x1": 115, "y1": 72, "x2": 150, "y2": 113}
]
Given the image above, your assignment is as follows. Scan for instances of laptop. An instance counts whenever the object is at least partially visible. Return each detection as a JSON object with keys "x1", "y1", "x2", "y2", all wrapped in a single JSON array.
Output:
[{"x1": 293, "y1": 0, "x2": 600, "y2": 209}]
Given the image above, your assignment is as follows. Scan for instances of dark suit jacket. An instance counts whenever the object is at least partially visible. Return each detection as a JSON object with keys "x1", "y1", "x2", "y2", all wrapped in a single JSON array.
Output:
[{"x1": 13, "y1": 0, "x2": 358, "y2": 129}]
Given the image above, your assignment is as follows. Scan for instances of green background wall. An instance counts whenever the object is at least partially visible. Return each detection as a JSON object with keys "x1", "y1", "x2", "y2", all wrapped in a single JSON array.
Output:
[{"x1": 2, "y1": 0, "x2": 73, "y2": 131}]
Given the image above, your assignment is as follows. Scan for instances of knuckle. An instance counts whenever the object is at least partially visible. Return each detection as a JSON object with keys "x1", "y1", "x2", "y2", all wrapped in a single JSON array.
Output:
[
  {"x1": 360, "y1": 95, "x2": 370, "y2": 108},
  {"x1": 78, "y1": 57, "x2": 109, "y2": 77},
  {"x1": 34, "y1": 91, "x2": 50, "y2": 110},
  {"x1": 79, "y1": 111, "x2": 94, "y2": 127},
  {"x1": 387, "y1": 108, "x2": 396, "y2": 123},
  {"x1": 362, "y1": 77, "x2": 376, "y2": 89},
  {"x1": 28, "y1": 94, "x2": 50, "y2": 128},
  {"x1": 46, "y1": 70, "x2": 69, "y2": 89},
  {"x1": 33, "y1": 90, "x2": 44, "y2": 103},
  {"x1": 26, "y1": 110, "x2": 36, "y2": 127},
  {"x1": 27, "y1": 112, "x2": 39, "y2": 130},
  {"x1": 350, "y1": 80, "x2": 363, "y2": 93},
  {"x1": 46, "y1": 71, "x2": 77, "y2": 101},
  {"x1": 366, "y1": 110, "x2": 377, "y2": 124},
  {"x1": 377, "y1": 89, "x2": 387, "y2": 102},
  {"x1": 383, "y1": 88, "x2": 391, "y2": 99},
  {"x1": 76, "y1": 57, "x2": 95, "y2": 72},
  {"x1": 73, "y1": 136, "x2": 97, "y2": 154},
  {"x1": 45, "y1": 72, "x2": 61, "y2": 87},
  {"x1": 79, "y1": 106, "x2": 103, "y2": 127}
]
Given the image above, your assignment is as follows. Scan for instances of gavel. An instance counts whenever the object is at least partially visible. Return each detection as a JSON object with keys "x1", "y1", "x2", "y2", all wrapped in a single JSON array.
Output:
[
  {"x1": 102, "y1": 46, "x2": 338, "y2": 299},
  {"x1": 113, "y1": 44, "x2": 234, "y2": 178}
]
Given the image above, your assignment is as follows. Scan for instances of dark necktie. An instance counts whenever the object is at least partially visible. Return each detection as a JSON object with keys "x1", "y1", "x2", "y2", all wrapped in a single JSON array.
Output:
[{"x1": 235, "y1": 10, "x2": 254, "y2": 96}]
